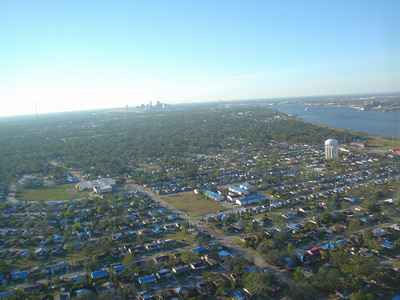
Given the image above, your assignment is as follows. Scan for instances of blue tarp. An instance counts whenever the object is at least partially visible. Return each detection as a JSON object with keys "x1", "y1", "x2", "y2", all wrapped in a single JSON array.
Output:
[
  {"x1": 218, "y1": 250, "x2": 232, "y2": 257},
  {"x1": 138, "y1": 275, "x2": 156, "y2": 284},
  {"x1": 11, "y1": 271, "x2": 28, "y2": 280},
  {"x1": 244, "y1": 267, "x2": 260, "y2": 273},
  {"x1": 321, "y1": 243, "x2": 338, "y2": 249},
  {"x1": 91, "y1": 269, "x2": 109, "y2": 279},
  {"x1": 114, "y1": 265, "x2": 127, "y2": 272},
  {"x1": 381, "y1": 241, "x2": 393, "y2": 249},
  {"x1": 70, "y1": 274, "x2": 87, "y2": 283},
  {"x1": 193, "y1": 246, "x2": 207, "y2": 253}
]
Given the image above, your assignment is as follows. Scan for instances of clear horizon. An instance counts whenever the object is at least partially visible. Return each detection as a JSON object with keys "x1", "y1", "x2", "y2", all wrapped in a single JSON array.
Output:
[{"x1": 1, "y1": 1, "x2": 399, "y2": 116}]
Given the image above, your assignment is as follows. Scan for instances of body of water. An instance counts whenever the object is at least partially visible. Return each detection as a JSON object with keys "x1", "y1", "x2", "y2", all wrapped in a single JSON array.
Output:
[{"x1": 274, "y1": 104, "x2": 400, "y2": 138}]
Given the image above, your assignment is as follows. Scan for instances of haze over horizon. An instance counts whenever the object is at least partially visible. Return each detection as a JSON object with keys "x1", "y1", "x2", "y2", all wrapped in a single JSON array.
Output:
[{"x1": 1, "y1": 1, "x2": 399, "y2": 117}]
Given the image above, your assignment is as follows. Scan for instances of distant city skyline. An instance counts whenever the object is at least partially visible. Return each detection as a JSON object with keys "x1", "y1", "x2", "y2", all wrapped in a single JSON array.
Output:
[{"x1": 1, "y1": 1, "x2": 399, "y2": 117}]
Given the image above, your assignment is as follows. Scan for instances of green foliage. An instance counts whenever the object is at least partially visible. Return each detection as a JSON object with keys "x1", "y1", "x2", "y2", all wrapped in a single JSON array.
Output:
[
  {"x1": 350, "y1": 290, "x2": 374, "y2": 300},
  {"x1": 180, "y1": 249, "x2": 200, "y2": 265},
  {"x1": 263, "y1": 248, "x2": 287, "y2": 267},
  {"x1": 284, "y1": 282, "x2": 317, "y2": 300},
  {"x1": 0, "y1": 105, "x2": 361, "y2": 187},
  {"x1": 242, "y1": 271, "x2": 274, "y2": 298},
  {"x1": 225, "y1": 255, "x2": 251, "y2": 273},
  {"x1": 311, "y1": 267, "x2": 342, "y2": 292}
]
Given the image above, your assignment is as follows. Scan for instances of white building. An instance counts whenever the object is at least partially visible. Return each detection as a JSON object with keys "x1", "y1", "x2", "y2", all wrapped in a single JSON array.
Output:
[
  {"x1": 228, "y1": 186, "x2": 249, "y2": 196},
  {"x1": 205, "y1": 190, "x2": 224, "y2": 201},
  {"x1": 325, "y1": 139, "x2": 338, "y2": 159},
  {"x1": 76, "y1": 178, "x2": 116, "y2": 193}
]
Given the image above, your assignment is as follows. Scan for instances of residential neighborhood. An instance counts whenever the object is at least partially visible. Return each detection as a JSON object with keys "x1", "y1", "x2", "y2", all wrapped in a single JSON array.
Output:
[{"x1": 0, "y1": 105, "x2": 399, "y2": 299}]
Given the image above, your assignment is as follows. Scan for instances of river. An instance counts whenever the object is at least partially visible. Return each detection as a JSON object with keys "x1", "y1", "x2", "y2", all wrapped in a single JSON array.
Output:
[{"x1": 273, "y1": 104, "x2": 400, "y2": 138}]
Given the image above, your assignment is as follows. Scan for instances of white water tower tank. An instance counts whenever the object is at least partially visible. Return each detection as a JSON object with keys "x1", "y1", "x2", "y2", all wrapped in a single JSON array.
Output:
[{"x1": 325, "y1": 139, "x2": 338, "y2": 159}]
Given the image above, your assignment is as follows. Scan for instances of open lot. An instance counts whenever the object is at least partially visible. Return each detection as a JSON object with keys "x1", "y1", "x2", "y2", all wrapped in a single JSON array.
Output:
[
  {"x1": 16, "y1": 184, "x2": 88, "y2": 202},
  {"x1": 161, "y1": 192, "x2": 225, "y2": 217}
]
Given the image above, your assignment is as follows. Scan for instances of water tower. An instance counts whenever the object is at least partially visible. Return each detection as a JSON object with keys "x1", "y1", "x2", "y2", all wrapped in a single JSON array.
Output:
[{"x1": 325, "y1": 139, "x2": 338, "y2": 159}]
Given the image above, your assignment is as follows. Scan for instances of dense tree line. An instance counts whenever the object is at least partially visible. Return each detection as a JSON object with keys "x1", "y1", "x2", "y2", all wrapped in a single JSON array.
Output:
[{"x1": 0, "y1": 105, "x2": 362, "y2": 186}]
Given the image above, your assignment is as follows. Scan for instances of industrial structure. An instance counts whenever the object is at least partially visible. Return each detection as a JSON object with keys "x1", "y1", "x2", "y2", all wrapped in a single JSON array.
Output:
[{"x1": 325, "y1": 139, "x2": 339, "y2": 159}]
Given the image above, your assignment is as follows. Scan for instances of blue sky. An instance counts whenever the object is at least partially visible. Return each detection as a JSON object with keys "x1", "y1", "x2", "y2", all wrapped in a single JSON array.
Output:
[{"x1": 0, "y1": 1, "x2": 399, "y2": 116}]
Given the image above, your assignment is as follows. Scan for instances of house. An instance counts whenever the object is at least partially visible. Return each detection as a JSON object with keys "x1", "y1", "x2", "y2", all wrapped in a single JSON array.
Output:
[
  {"x1": 156, "y1": 269, "x2": 172, "y2": 279},
  {"x1": 190, "y1": 261, "x2": 207, "y2": 270},
  {"x1": 24, "y1": 284, "x2": 42, "y2": 294},
  {"x1": 75, "y1": 289, "x2": 91, "y2": 297},
  {"x1": 335, "y1": 288, "x2": 353, "y2": 299},
  {"x1": 232, "y1": 290, "x2": 247, "y2": 300},
  {"x1": 239, "y1": 183, "x2": 254, "y2": 190},
  {"x1": 236, "y1": 195, "x2": 266, "y2": 206},
  {"x1": 172, "y1": 265, "x2": 191, "y2": 274},
  {"x1": 91, "y1": 269, "x2": 109, "y2": 280},
  {"x1": 138, "y1": 275, "x2": 157, "y2": 284},
  {"x1": 48, "y1": 261, "x2": 70, "y2": 273},
  {"x1": 70, "y1": 274, "x2": 88, "y2": 283},
  {"x1": 244, "y1": 267, "x2": 260, "y2": 273},
  {"x1": 11, "y1": 270, "x2": 29, "y2": 280},
  {"x1": 54, "y1": 292, "x2": 71, "y2": 300},
  {"x1": 96, "y1": 282, "x2": 115, "y2": 293},
  {"x1": 307, "y1": 247, "x2": 325, "y2": 257},
  {"x1": 35, "y1": 247, "x2": 48, "y2": 256},
  {"x1": 76, "y1": 178, "x2": 116, "y2": 193},
  {"x1": 229, "y1": 186, "x2": 249, "y2": 196},
  {"x1": 205, "y1": 191, "x2": 224, "y2": 201},
  {"x1": 114, "y1": 265, "x2": 127, "y2": 273},
  {"x1": 192, "y1": 246, "x2": 207, "y2": 254},
  {"x1": 194, "y1": 187, "x2": 209, "y2": 194},
  {"x1": 202, "y1": 252, "x2": 222, "y2": 266},
  {"x1": 227, "y1": 194, "x2": 243, "y2": 202},
  {"x1": 154, "y1": 255, "x2": 170, "y2": 265},
  {"x1": 145, "y1": 243, "x2": 162, "y2": 251},
  {"x1": 381, "y1": 241, "x2": 394, "y2": 249}
]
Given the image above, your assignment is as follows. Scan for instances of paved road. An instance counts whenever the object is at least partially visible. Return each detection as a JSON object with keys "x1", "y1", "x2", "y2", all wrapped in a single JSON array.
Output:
[{"x1": 128, "y1": 182, "x2": 294, "y2": 285}]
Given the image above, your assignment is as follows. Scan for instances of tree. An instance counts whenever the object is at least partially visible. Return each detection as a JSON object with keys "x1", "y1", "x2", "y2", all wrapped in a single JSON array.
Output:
[
  {"x1": 181, "y1": 249, "x2": 200, "y2": 265},
  {"x1": 311, "y1": 267, "x2": 342, "y2": 292},
  {"x1": 215, "y1": 279, "x2": 232, "y2": 296},
  {"x1": 122, "y1": 253, "x2": 138, "y2": 276},
  {"x1": 243, "y1": 271, "x2": 274, "y2": 298},
  {"x1": 225, "y1": 255, "x2": 251, "y2": 273},
  {"x1": 264, "y1": 249, "x2": 287, "y2": 267},
  {"x1": 284, "y1": 282, "x2": 316, "y2": 300},
  {"x1": 350, "y1": 290, "x2": 374, "y2": 300}
]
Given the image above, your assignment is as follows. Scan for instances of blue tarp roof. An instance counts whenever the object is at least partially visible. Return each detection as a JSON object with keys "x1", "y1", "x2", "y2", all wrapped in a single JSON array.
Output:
[
  {"x1": 238, "y1": 194, "x2": 266, "y2": 203},
  {"x1": 283, "y1": 257, "x2": 295, "y2": 265},
  {"x1": 70, "y1": 274, "x2": 87, "y2": 283},
  {"x1": 288, "y1": 224, "x2": 303, "y2": 230},
  {"x1": 232, "y1": 290, "x2": 246, "y2": 300},
  {"x1": 218, "y1": 250, "x2": 232, "y2": 257},
  {"x1": 321, "y1": 243, "x2": 338, "y2": 249},
  {"x1": 193, "y1": 246, "x2": 207, "y2": 253},
  {"x1": 156, "y1": 269, "x2": 171, "y2": 275},
  {"x1": 11, "y1": 271, "x2": 28, "y2": 279},
  {"x1": 91, "y1": 269, "x2": 109, "y2": 279},
  {"x1": 361, "y1": 217, "x2": 374, "y2": 222},
  {"x1": 373, "y1": 230, "x2": 385, "y2": 236},
  {"x1": 335, "y1": 239, "x2": 348, "y2": 244},
  {"x1": 381, "y1": 241, "x2": 393, "y2": 249},
  {"x1": 114, "y1": 265, "x2": 127, "y2": 272},
  {"x1": 229, "y1": 186, "x2": 246, "y2": 192},
  {"x1": 294, "y1": 252, "x2": 307, "y2": 261},
  {"x1": 205, "y1": 190, "x2": 221, "y2": 198},
  {"x1": 244, "y1": 267, "x2": 260, "y2": 273},
  {"x1": 138, "y1": 275, "x2": 156, "y2": 284}
]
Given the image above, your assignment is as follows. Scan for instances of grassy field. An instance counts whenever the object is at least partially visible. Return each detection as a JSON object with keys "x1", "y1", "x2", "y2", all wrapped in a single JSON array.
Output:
[
  {"x1": 161, "y1": 192, "x2": 225, "y2": 217},
  {"x1": 16, "y1": 184, "x2": 88, "y2": 201}
]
